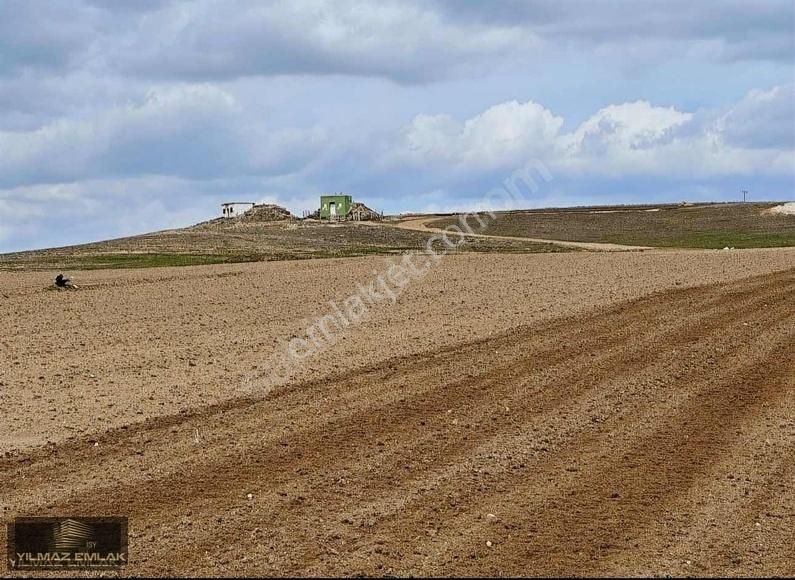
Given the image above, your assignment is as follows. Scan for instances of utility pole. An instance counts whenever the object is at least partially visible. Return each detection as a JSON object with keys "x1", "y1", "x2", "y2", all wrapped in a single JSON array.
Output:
[{"x1": 741, "y1": 189, "x2": 748, "y2": 203}]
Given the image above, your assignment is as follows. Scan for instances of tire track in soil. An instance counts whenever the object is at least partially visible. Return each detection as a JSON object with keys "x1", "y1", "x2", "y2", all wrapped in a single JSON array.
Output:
[
  {"x1": 3, "y1": 271, "x2": 782, "y2": 513},
  {"x1": 3, "y1": 270, "x2": 760, "y2": 508},
  {"x1": 199, "y1": 270, "x2": 795, "y2": 576},
  {"x1": 668, "y1": 367, "x2": 795, "y2": 577},
  {"x1": 652, "y1": 434, "x2": 795, "y2": 577},
  {"x1": 300, "y1": 274, "x2": 794, "y2": 576},
  {"x1": 1, "y1": 269, "x2": 793, "y2": 577},
  {"x1": 419, "y1": 329, "x2": 793, "y2": 578},
  {"x1": 292, "y1": 273, "x2": 793, "y2": 574},
  {"x1": 3, "y1": 272, "x2": 792, "y2": 572}
]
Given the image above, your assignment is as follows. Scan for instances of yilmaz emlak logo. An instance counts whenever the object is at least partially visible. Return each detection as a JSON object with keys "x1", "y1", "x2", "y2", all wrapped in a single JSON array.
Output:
[{"x1": 7, "y1": 517, "x2": 128, "y2": 570}]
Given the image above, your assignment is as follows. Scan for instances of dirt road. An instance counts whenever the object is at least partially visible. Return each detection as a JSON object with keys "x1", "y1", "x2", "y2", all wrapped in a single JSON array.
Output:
[
  {"x1": 396, "y1": 215, "x2": 653, "y2": 251},
  {"x1": 1, "y1": 260, "x2": 793, "y2": 576}
]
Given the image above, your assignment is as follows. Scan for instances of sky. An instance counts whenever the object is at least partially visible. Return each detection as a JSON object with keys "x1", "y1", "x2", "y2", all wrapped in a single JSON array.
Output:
[{"x1": 0, "y1": 0, "x2": 793, "y2": 252}]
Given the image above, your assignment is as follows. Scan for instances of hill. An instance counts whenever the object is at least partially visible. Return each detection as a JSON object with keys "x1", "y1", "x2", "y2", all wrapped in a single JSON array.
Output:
[
  {"x1": 428, "y1": 202, "x2": 795, "y2": 249},
  {"x1": 3, "y1": 201, "x2": 794, "y2": 272},
  {"x1": 0, "y1": 217, "x2": 566, "y2": 272}
]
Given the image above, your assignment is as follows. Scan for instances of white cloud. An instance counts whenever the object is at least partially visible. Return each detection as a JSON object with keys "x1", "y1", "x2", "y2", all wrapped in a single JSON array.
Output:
[
  {"x1": 3, "y1": 0, "x2": 792, "y2": 88},
  {"x1": 394, "y1": 100, "x2": 564, "y2": 170},
  {"x1": 554, "y1": 101, "x2": 696, "y2": 176},
  {"x1": 439, "y1": 0, "x2": 795, "y2": 64},
  {"x1": 716, "y1": 84, "x2": 795, "y2": 149},
  {"x1": 563, "y1": 101, "x2": 692, "y2": 154},
  {"x1": 0, "y1": 175, "x2": 227, "y2": 251},
  {"x1": 0, "y1": 85, "x2": 234, "y2": 180},
  {"x1": 387, "y1": 90, "x2": 794, "y2": 180},
  {"x1": 553, "y1": 90, "x2": 795, "y2": 177},
  {"x1": 0, "y1": 84, "x2": 331, "y2": 187},
  {"x1": 113, "y1": 0, "x2": 536, "y2": 84}
]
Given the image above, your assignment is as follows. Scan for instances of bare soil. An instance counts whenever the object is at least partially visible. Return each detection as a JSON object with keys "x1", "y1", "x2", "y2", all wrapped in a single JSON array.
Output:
[{"x1": 1, "y1": 249, "x2": 794, "y2": 576}]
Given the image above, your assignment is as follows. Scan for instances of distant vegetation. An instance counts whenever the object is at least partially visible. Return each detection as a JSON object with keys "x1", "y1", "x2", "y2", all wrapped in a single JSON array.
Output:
[{"x1": 430, "y1": 202, "x2": 795, "y2": 249}]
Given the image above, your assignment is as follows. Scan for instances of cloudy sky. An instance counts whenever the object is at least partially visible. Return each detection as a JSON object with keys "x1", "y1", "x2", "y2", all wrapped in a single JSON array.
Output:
[{"x1": 1, "y1": 0, "x2": 793, "y2": 252}]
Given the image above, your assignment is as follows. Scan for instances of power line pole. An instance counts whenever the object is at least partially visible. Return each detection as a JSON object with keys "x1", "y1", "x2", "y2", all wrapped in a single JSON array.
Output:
[{"x1": 741, "y1": 189, "x2": 748, "y2": 203}]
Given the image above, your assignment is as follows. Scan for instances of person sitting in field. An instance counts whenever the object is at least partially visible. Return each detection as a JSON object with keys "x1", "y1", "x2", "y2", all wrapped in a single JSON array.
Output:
[{"x1": 54, "y1": 273, "x2": 70, "y2": 288}]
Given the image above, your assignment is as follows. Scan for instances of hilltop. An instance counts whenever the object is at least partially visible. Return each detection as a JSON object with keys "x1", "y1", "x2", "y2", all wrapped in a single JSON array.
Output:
[{"x1": 1, "y1": 201, "x2": 792, "y2": 272}]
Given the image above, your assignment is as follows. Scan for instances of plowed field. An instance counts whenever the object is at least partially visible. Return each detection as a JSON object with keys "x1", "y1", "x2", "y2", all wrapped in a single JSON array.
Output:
[{"x1": 1, "y1": 250, "x2": 793, "y2": 576}]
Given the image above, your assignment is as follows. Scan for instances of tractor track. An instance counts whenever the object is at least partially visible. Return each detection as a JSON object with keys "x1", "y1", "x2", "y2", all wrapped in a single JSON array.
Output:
[{"x1": 1, "y1": 268, "x2": 793, "y2": 576}]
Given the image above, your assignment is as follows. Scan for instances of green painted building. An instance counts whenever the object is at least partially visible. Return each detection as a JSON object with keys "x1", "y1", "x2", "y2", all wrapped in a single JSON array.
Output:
[{"x1": 319, "y1": 194, "x2": 352, "y2": 219}]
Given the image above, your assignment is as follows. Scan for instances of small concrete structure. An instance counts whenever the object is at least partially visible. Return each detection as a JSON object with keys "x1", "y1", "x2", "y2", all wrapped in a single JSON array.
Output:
[
  {"x1": 317, "y1": 194, "x2": 381, "y2": 221},
  {"x1": 319, "y1": 194, "x2": 352, "y2": 220},
  {"x1": 221, "y1": 202, "x2": 255, "y2": 218}
]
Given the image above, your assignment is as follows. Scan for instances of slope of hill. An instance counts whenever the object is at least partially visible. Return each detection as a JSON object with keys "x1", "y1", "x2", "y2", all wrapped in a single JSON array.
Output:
[
  {"x1": 429, "y1": 202, "x2": 795, "y2": 249},
  {"x1": 0, "y1": 218, "x2": 567, "y2": 272},
  {"x1": 5, "y1": 201, "x2": 794, "y2": 272}
]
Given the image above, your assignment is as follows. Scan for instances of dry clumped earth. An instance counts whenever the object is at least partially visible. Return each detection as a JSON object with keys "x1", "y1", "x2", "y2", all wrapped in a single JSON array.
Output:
[{"x1": 1, "y1": 246, "x2": 794, "y2": 576}]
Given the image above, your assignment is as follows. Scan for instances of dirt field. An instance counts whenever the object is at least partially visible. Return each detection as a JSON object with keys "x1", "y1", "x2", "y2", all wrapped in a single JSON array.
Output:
[
  {"x1": 1, "y1": 248, "x2": 793, "y2": 576},
  {"x1": 428, "y1": 202, "x2": 795, "y2": 248}
]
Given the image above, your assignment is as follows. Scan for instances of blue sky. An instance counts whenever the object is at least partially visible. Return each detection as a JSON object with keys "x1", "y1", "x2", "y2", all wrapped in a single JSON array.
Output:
[{"x1": 0, "y1": 0, "x2": 793, "y2": 252}]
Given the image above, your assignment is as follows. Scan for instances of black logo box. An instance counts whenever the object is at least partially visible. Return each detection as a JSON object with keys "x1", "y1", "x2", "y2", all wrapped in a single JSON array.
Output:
[{"x1": 7, "y1": 517, "x2": 128, "y2": 569}]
